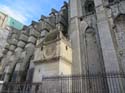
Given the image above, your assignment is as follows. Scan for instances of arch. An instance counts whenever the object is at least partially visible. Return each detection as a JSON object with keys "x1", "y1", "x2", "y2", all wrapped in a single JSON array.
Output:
[
  {"x1": 114, "y1": 14, "x2": 125, "y2": 24},
  {"x1": 83, "y1": 27, "x2": 104, "y2": 91},
  {"x1": 84, "y1": 27, "x2": 102, "y2": 74},
  {"x1": 80, "y1": 20, "x2": 89, "y2": 34},
  {"x1": 113, "y1": 14, "x2": 125, "y2": 73},
  {"x1": 85, "y1": 27, "x2": 96, "y2": 35}
]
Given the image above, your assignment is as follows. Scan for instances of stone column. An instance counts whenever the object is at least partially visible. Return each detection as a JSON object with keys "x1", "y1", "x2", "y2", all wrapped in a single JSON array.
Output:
[
  {"x1": 0, "y1": 44, "x2": 10, "y2": 76},
  {"x1": 3, "y1": 45, "x2": 17, "y2": 82},
  {"x1": 18, "y1": 25, "x2": 40, "y2": 82},
  {"x1": 94, "y1": 0, "x2": 120, "y2": 74},
  {"x1": 3, "y1": 29, "x2": 19, "y2": 82},
  {"x1": 69, "y1": 1, "x2": 83, "y2": 93},
  {"x1": 11, "y1": 30, "x2": 29, "y2": 82},
  {"x1": 69, "y1": 0, "x2": 83, "y2": 75},
  {"x1": 94, "y1": 0, "x2": 124, "y2": 92}
]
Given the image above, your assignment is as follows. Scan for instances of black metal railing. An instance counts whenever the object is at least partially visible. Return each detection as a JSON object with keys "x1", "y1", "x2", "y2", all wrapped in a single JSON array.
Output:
[
  {"x1": 0, "y1": 82, "x2": 41, "y2": 93},
  {"x1": 0, "y1": 73, "x2": 125, "y2": 93}
]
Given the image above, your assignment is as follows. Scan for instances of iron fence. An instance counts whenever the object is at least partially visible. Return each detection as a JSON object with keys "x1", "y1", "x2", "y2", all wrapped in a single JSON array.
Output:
[
  {"x1": 0, "y1": 82, "x2": 41, "y2": 93},
  {"x1": 0, "y1": 73, "x2": 125, "y2": 93}
]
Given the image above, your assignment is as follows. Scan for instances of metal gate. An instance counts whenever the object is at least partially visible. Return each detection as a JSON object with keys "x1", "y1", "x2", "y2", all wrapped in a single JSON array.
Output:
[{"x1": 0, "y1": 73, "x2": 125, "y2": 93}]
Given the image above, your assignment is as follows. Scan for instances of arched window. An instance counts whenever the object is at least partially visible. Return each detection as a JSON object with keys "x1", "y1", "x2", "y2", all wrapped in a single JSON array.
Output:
[
  {"x1": 85, "y1": 1, "x2": 95, "y2": 14},
  {"x1": 113, "y1": 14, "x2": 125, "y2": 73},
  {"x1": 84, "y1": 28, "x2": 102, "y2": 74}
]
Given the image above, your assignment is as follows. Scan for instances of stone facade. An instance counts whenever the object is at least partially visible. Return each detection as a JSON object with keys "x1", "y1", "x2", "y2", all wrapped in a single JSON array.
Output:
[
  {"x1": 0, "y1": 0, "x2": 125, "y2": 92},
  {"x1": 0, "y1": 2, "x2": 71, "y2": 83},
  {"x1": 69, "y1": 0, "x2": 125, "y2": 92},
  {"x1": 69, "y1": 0, "x2": 125, "y2": 74},
  {"x1": 0, "y1": 12, "x2": 24, "y2": 74},
  {"x1": 33, "y1": 31, "x2": 72, "y2": 82}
]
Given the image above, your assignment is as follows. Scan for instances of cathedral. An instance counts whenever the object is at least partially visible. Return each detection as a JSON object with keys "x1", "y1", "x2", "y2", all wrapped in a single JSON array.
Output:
[
  {"x1": 70, "y1": 0, "x2": 125, "y2": 75},
  {"x1": 0, "y1": 1, "x2": 71, "y2": 83},
  {"x1": 0, "y1": 0, "x2": 125, "y2": 93}
]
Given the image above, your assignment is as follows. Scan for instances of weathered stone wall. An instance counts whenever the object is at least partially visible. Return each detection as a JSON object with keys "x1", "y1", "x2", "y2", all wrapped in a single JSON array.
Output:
[
  {"x1": 69, "y1": 0, "x2": 125, "y2": 92},
  {"x1": 33, "y1": 62, "x2": 59, "y2": 82},
  {"x1": 0, "y1": 29, "x2": 9, "y2": 56},
  {"x1": 33, "y1": 35, "x2": 72, "y2": 82}
]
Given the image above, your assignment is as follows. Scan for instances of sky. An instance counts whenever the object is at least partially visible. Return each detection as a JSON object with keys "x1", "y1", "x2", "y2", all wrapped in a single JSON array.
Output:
[{"x1": 0, "y1": 0, "x2": 68, "y2": 25}]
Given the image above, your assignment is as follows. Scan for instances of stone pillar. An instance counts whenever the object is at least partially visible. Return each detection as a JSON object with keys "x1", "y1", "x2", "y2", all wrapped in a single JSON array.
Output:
[
  {"x1": 69, "y1": 0, "x2": 83, "y2": 75},
  {"x1": 17, "y1": 26, "x2": 40, "y2": 82},
  {"x1": 11, "y1": 30, "x2": 29, "y2": 82},
  {"x1": 94, "y1": 0, "x2": 124, "y2": 92},
  {"x1": 0, "y1": 44, "x2": 10, "y2": 73},
  {"x1": 69, "y1": 1, "x2": 84, "y2": 93},
  {"x1": 3, "y1": 49, "x2": 16, "y2": 82},
  {"x1": 2, "y1": 30, "x2": 18, "y2": 82},
  {"x1": 94, "y1": 0, "x2": 120, "y2": 74}
]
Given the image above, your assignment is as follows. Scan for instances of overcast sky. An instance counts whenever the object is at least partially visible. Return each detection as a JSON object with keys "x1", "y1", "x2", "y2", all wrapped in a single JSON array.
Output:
[{"x1": 0, "y1": 0, "x2": 68, "y2": 25}]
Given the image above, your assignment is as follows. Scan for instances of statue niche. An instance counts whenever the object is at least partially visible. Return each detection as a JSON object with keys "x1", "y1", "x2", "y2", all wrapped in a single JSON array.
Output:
[
  {"x1": 84, "y1": 28, "x2": 104, "y2": 93},
  {"x1": 84, "y1": 28, "x2": 102, "y2": 74},
  {"x1": 114, "y1": 14, "x2": 125, "y2": 50},
  {"x1": 114, "y1": 14, "x2": 125, "y2": 73}
]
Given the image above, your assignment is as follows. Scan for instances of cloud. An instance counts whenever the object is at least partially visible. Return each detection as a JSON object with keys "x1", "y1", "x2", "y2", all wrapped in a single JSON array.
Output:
[
  {"x1": 0, "y1": 0, "x2": 68, "y2": 25},
  {"x1": 0, "y1": 5, "x2": 27, "y2": 24},
  {"x1": 0, "y1": 0, "x2": 45, "y2": 25}
]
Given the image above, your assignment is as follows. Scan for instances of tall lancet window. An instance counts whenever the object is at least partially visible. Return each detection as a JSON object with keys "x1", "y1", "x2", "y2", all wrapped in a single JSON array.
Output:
[
  {"x1": 84, "y1": 28, "x2": 104, "y2": 92},
  {"x1": 114, "y1": 14, "x2": 125, "y2": 72},
  {"x1": 85, "y1": 28, "x2": 102, "y2": 74},
  {"x1": 115, "y1": 15, "x2": 125, "y2": 50}
]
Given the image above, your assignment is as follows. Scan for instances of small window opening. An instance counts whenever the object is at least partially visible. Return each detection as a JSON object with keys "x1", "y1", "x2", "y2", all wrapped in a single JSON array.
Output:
[
  {"x1": 109, "y1": 0, "x2": 115, "y2": 3},
  {"x1": 41, "y1": 46, "x2": 43, "y2": 51},
  {"x1": 85, "y1": 1, "x2": 95, "y2": 14},
  {"x1": 66, "y1": 46, "x2": 68, "y2": 50}
]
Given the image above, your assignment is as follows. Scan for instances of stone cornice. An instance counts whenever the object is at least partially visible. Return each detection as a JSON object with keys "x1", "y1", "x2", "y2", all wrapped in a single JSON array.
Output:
[{"x1": 33, "y1": 56, "x2": 71, "y2": 65}]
